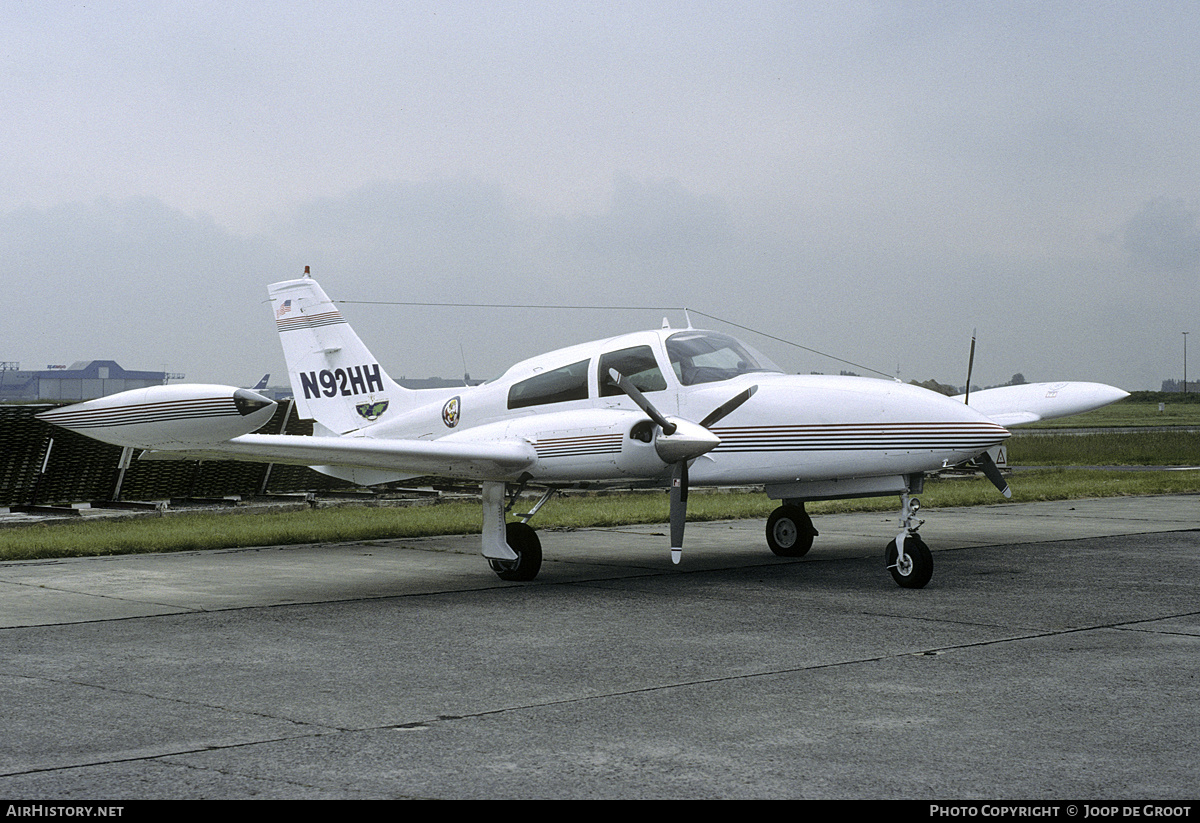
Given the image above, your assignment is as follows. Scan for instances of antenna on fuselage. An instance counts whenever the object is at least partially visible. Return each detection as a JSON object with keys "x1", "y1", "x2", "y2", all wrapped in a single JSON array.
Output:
[{"x1": 460, "y1": 343, "x2": 471, "y2": 387}]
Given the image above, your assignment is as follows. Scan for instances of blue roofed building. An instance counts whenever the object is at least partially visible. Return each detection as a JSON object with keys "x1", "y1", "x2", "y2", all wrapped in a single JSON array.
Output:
[{"x1": 0, "y1": 361, "x2": 180, "y2": 401}]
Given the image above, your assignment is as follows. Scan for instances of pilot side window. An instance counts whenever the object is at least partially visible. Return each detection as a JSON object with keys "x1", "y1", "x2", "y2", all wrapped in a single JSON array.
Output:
[
  {"x1": 508, "y1": 359, "x2": 591, "y2": 409},
  {"x1": 666, "y1": 331, "x2": 778, "y2": 386},
  {"x1": 599, "y1": 346, "x2": 668, "y2": 397}
]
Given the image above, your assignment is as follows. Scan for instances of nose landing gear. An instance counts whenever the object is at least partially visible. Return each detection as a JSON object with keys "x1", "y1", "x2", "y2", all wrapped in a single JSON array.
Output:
[{"x1": 886, "y1": 494, "x2": 932, "y2": 588}]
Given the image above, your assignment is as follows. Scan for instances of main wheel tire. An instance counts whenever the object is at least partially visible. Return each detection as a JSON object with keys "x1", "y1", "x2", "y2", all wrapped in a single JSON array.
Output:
[
  {"x1": 766, "y1": 505, "x2": 815, "y2": 557},
  {"x1": 489, "y1": 521, "x2": 543, "y2": 581},
  {"x1": 886, "y1": 534, "x2": 933, "y2": 589}
]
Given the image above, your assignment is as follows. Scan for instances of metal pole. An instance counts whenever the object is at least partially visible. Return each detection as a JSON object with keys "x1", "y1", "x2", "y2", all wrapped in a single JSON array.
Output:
[
  {"x1": 113, "y1": 446, "x2": 134, "y2": 501},
  {"x1": 28, "y1": 438, "x2": 53, "y2": 506},
  {"x1": 1184, "y1": 332, "x2": 1189, "y2": 394}
]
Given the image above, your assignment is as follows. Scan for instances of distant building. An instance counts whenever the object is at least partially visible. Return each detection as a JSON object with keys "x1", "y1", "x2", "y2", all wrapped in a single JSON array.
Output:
[
  {"x1": 0, "y1": 359, "x2": 484, "y2": 404},
  {"x1": 1160, "y1": 379, "x2": 1198, "y2": 393},
  {"x1": 0, "y1": 360, "x2": 180, "y2": 401}
]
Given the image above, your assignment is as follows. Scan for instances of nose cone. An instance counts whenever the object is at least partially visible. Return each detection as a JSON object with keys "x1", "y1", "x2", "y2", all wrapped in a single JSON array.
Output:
[
  {"x1": 655, "y1": 418, "x2": 721, "y2": 464},
  {"x1": 233, "y1": 388, "x2": 275, "y2": 416},
  {"x1": 959, "y1": 395, "x2": 1011, "y2": 432},
  {"x1": 944, "y1": 390, "x2": 1012, "y2": 446}
]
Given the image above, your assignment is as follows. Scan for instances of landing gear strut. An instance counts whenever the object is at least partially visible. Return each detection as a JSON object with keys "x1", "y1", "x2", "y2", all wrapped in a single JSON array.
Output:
[
  {"x1": 482, "y1": 481, "x2": 553, "y2": 582},
  {"x1": 886, "y1": 493, "x2": 932, "y2": 588}
]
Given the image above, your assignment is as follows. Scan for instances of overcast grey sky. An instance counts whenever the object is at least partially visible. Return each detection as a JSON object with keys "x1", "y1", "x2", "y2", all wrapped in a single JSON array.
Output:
[{"x1": 3, "y1": 2, "x2": 1197, "y2": 390}]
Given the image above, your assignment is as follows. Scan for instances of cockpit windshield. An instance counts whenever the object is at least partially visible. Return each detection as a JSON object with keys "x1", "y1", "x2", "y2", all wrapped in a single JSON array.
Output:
[{"x1": 665, "y1": 331, "x2": 782, "y2": 386}]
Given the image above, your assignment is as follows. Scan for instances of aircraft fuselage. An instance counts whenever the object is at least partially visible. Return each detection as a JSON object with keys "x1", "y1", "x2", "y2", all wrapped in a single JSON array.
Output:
[{"x1": 353, "y1": 327, "x2": 1009, "y2": 487}]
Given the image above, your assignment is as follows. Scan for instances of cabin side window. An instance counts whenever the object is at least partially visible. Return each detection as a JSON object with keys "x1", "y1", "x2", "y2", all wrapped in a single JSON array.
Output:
[
  {"x1": 508, "y1": 359, "x2": 591, "y2": 409},
  {"x1": 598, "y1": 346, "x2": 668, "y2": 397}
]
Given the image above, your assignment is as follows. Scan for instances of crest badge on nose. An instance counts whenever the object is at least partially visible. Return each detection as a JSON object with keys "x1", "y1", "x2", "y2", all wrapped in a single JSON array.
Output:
[{"x1": 442, "y1": 396, "x2": 461, "y2": 428}]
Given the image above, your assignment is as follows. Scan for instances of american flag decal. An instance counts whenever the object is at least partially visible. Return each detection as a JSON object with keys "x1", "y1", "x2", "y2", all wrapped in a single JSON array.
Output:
[{"x1": 275, "y1": 299, "x2": 292, "y2": 319}]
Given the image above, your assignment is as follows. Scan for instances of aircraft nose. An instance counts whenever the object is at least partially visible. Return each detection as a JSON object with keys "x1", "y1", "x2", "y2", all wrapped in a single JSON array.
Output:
[{"x1": 958, "y1": 398, "x2": 1011, "y2": 446}]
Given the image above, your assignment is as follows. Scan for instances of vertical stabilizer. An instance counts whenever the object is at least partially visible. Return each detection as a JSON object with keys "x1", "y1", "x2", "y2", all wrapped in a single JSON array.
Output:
[{"x1": 269, "y1": 276, "x2": 411, "y2": 434}]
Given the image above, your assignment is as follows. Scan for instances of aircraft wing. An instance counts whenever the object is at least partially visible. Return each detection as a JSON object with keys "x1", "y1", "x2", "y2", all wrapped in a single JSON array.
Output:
[
  {"x1": 955, "y1": 382, "x2": 1129, "y2": 427},
  {"x1": 142, "y1": 433, "x2": 538, "y2": 481}
]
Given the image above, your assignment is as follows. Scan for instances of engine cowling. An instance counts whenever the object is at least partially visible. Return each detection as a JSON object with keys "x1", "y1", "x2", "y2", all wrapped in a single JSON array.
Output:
[
  {"x1": 36, "y1": 385, "x2": 278, "y2": 449},
  {"x1": 444, "y1": 407, "x2": 719, "y2": 483}
]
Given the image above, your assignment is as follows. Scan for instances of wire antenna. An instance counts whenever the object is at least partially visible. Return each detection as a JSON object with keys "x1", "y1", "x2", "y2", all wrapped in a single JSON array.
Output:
[{"x1": 337, "y1": 298, "x2": 893, "y2": 379}]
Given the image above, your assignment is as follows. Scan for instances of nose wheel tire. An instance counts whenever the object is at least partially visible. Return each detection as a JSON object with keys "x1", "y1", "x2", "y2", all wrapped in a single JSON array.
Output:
[
  {"x1": 766, "y1": 505, "x2": 816, "y2": 557},
  {"x1": 886, "y1": 534, "x2": 932, "y2": 589},
  {"x1": 489, "y1": 522, "x2": 543, "y2": 581}
]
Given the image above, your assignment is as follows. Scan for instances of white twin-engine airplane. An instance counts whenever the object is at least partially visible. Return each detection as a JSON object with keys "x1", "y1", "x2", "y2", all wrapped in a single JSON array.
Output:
[{"x1": 39, "y1": 273, "x2": 1128, "y2": 588}]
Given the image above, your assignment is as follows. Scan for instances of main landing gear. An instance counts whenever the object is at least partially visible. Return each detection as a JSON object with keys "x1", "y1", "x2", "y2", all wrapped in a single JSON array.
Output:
[
  {"x1": 765, "y1": 502, "x2": 819, "y2": 557},
  {"x1": 482, "y1": 480, "x2": 553, "y2": 582},
  {"x1": 488, "y1": 521, "x2": 543, "y2": 581}
]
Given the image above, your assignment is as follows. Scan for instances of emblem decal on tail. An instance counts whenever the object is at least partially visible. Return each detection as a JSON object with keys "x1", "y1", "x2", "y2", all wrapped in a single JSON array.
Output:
[
  {"x1": 356, "y1": 400, "x2": 389, "y2": 421},
  {"x1": 442, "y1": 396, "x2": 461, "y2": 428}
]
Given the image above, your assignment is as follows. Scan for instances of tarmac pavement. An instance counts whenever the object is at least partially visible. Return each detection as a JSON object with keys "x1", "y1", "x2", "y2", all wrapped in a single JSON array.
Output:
[{"x1": 0, "y1": 495, "x2": 1197, "y2": 799}]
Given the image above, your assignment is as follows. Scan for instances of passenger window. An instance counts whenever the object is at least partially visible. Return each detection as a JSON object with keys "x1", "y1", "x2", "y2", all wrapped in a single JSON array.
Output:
[
  {"x1": 508, "y1": 359, "x2": 591, "y2": 409},
  {"x1": 599, "y1": 346, "x2": 668, "y2": 397}
]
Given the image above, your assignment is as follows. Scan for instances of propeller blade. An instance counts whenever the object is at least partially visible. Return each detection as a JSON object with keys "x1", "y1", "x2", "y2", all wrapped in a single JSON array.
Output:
[
  {"x1": 976, "y1": 451, "x2": 1012, "y2": 498},
  {"x1": 607, "y1": 369, "x2": 676, "y2": 435},
  {"x1": 608, "y1": 370, "x2": 759, "y2": 566},
  {"x1": 698, "y1": 385, "x2": 758, "y2": 428},
  {"x1": 962, "y1": 334, "x2": 1011, "y2": 498},
  {"x1": 669, "y1": 460, "x2": 688, "y2": 564},
  {"x1": 964, "y1": 330, "x2": 976, "y2": 405}
]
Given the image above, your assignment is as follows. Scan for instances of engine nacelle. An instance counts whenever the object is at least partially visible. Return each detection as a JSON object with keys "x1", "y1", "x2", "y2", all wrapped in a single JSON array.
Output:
[
  {"x1": 444, "y1": 408, "x2": 718, "y2": 483},
  {"x1": 36, "y1": 385, "x2": 278, "y2": 450}
]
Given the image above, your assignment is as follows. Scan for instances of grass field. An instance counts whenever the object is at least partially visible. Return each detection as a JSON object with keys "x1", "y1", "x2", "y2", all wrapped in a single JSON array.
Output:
[
  {"x1": 1010, "y1": 429, "x2": 1200, "y2": 465},
  {"x1": 2, "y1": 466, "x2": 1197, "y2": 562},
  {"x1": 1024, "y1": 399, "x2": 1200, "y2": 428}
]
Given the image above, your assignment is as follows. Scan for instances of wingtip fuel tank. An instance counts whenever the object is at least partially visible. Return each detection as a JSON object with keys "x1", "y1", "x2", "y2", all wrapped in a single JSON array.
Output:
[{"x1": 37, "y1": 385, "x2": 277, "y2": 450}]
